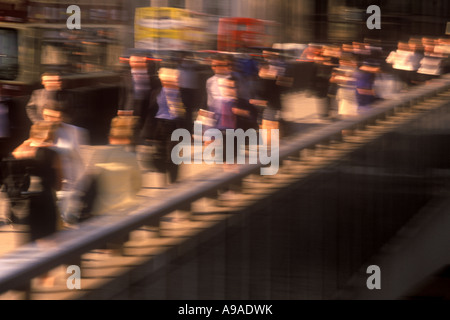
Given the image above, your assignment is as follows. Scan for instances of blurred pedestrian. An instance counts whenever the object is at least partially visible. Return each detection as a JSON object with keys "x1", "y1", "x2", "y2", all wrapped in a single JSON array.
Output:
[
  {"x1": 299, "y1": 44, "x2": 322, "y2": 62},
  {"x1": 11, "y1": 120, "x2": 62, "y2": 286},
  {"x1": 355, "y1": 60, "x2": 381, "y2": 111},
  {"x1": 417, "y1": 37, "x2": 445, "y2": 83},
  {"x1": 331, "y1": 53, "x2": 358, "y2": 118},
  {"x1": 122, "y1": 55, "x2": 161, "y2": 143},
  {"x1": 178, "y1": 52, "x2": 201, "y2": 133},
  {"x1": 152, "y1": 67, "x2": 187, "y2": 185},
  {"x1": 352, "y1": 42, "x2": 371, "y2": 60},
  {"x1": 42, "y1": 102, "x2": 88, "y2": 184},
  {"x1": 231, "y1": 53, "x2": 259, "y2": 102},
  {"x1": 385, "y1": 41, "x2": 419, "y2": 88},
  {"x1": 26, "y1": 72, "x2": 72, "y2": 124},
  {"x1": 212, "y1": 77, "x2": 239, "y2": 163},
  {"x1": 12, "y1": 121, "x2": 62, "y2": 239},
  {"x1": 409, "y1": 38, "x2": 425, "y2": 84},
  {"x1": 211, "y1": 76, "x2": 258, "y2": 162},
  {"x1": 206, "y1": 54, "x2": 233, "y2": 112},
  {"x1": 322, "y1": 46, "x2": 341, "y2": 119},
  {"x1": 251, "y1": 52, "x2": 292, "y2": 141},
  {"x1": 309, "y1": 48, "x2": 336, "y2": 119},
  {"x1": 434, "y1": 38, "x2": 450, "y2": 74},
  {"x1": 40, "y1": 101, "x2": 89, "y2": 222}
]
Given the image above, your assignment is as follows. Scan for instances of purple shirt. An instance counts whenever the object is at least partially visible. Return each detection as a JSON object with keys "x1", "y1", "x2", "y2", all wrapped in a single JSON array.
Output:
[{"x1": 214, "y1": 97, "x2": 236, "y2": 130}]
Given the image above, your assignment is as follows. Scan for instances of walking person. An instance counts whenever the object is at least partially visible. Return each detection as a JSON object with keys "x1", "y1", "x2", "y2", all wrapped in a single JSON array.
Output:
[
  {"x1": 12, "y1": 121, "x2": 62, "y2": 239},
  {"x1": 250, "y1": 58, "x2": 290, "y2": 145},
  {"x1": 385, "y1": 41, "x2": 419, "y2": 88},
  {"x1": 12, "y1": 120, "x2": 63, "y2": 286},
  {"x1": 417, "y1": 37, "x2": 445, "y2": 83},
  {"x1": 355, "y1": 60, "x2": 381, "y2": 112},
  {"x1": 152, "y1": 67, "x2": 187, "y2": 185},
  {"x1": 206, "y1": 54, "x2": 233, "y2": 113},
  {"x1": 26, "y1": 72, "x2": 72, "y2": 124},
  {"x1": 331, "y1": 53, "x2": 358, "y2": 119},
  {"x1": 178, "y1": 52, "x2": 201, "y2": 134},
  {"x1": 40, "y1": 101, "x2": 89, "y2": 223},
  {"x1": 121, "y1": 55, "x2": 161, "y2": 143}
]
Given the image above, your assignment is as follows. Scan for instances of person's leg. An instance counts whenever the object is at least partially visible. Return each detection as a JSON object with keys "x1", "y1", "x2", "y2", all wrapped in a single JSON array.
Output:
[{"x1": 165, "y1": 120, "x2": 182, "y2": 184}]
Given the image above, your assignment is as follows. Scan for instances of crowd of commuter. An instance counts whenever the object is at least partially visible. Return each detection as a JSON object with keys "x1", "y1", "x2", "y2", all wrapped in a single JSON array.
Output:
[
  {"x1": 0, "y1": 35, "x2": 449, "y2": 250},
  {"x1": 298, "y1": 37, "x2": 450, "y2": 119}
]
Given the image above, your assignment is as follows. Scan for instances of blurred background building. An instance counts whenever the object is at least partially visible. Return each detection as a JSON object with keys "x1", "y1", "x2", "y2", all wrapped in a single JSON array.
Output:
[
  {"x1": 1, "y1": 0, "x2": 449, "y2": 108},
  {"x1": 1, "y1": 0, "x2": 449, "y2": 135},
  {"x1": 137, "y1": 0, "x2": 450, "y2": 44}
]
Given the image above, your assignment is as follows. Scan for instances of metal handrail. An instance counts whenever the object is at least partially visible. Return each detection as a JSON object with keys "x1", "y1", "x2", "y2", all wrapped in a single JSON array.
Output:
[{"x1": 1, "y1": 74, "x2": 450, "y2": 293}]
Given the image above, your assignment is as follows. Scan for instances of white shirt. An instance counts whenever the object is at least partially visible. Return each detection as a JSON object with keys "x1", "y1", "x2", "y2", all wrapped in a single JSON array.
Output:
[
  {"x1": 418, "y1": 54, "x2": 444, "y2": 76},
  {"x1": 206, "y1": 74, "x2": 228, "y2": 111},
  {"x1": 55, "y1": 123, "x2": 89, "y2": 184},
  {"x1": 386, "y1": 50, "x2": 419, "y2": 71}
]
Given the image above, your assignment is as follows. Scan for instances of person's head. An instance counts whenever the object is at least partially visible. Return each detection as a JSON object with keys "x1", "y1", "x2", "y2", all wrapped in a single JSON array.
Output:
[
  {"x1": 158, "y1": 67, "x2": 180, "y2": 89},
  {"x1": 409, "y1": 38, "x2": 423, "y2": 53},
  {"x1": 257, "y1": 61, "x2": 277, "y2": 79},
  {"x1": 398, "y1": 41, "x2": 410, "y2": 51},
  {"x1": 422, "y1": 37, "x2": 436, "y2": 54},
  {"x1": 41, "y1": 72, "x2": 62, "y2": 91},
  {"x1": 339, "y1": 52, "x2": 357, "y2": 67},
  {"x1": 342, "y1": 43, "x2": 354, "y2": 53},
  {"x1": 210, "y1": 54, "x2": 232, "y2": 76},
  {"x1": 322, "y1": 45, "x2": 341, "y2": 59},
  {"x1": 129, "y1": 55, "x2": 148, "y2": 70}
]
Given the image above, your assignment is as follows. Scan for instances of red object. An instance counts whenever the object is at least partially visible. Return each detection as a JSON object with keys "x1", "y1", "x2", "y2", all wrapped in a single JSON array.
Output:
[
  {"x1": 119, "y1": 57, "x2": 162, "y2": 63},
  {"x1": 217, "y1": 17, "x2": 267, "y2": 52}
]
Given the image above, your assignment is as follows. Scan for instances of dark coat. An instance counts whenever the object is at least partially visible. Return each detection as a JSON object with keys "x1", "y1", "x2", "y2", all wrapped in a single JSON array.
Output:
[
  {"x1": 1, "y1": 97, "x2": 31, "y2": 159},
  {"x1": 119, "y1": 68, "x2": 162, "y2": 141}
]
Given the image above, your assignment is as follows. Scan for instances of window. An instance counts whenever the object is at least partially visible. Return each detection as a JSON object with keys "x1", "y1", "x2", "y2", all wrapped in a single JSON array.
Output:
[
  {"x1": 0, "y1": 28, "x2": 18, "y2": 80},
  {"x1": 40, "y1": 28, "x2": 118, "y2": 74},
  {"x1": 168, "y1": 0, "x2": 185, "y2": 9}
]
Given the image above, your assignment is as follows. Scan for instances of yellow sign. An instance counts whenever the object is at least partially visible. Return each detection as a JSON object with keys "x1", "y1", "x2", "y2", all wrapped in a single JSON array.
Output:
[{"x1": 135, "y1": 7, "x2": 206, "y2": 50}]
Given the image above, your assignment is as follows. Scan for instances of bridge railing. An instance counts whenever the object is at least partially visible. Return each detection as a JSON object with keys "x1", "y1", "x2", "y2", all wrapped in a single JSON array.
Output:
[{"x1": 1, "y1": 74, "x2": 450, "y2": 295}]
